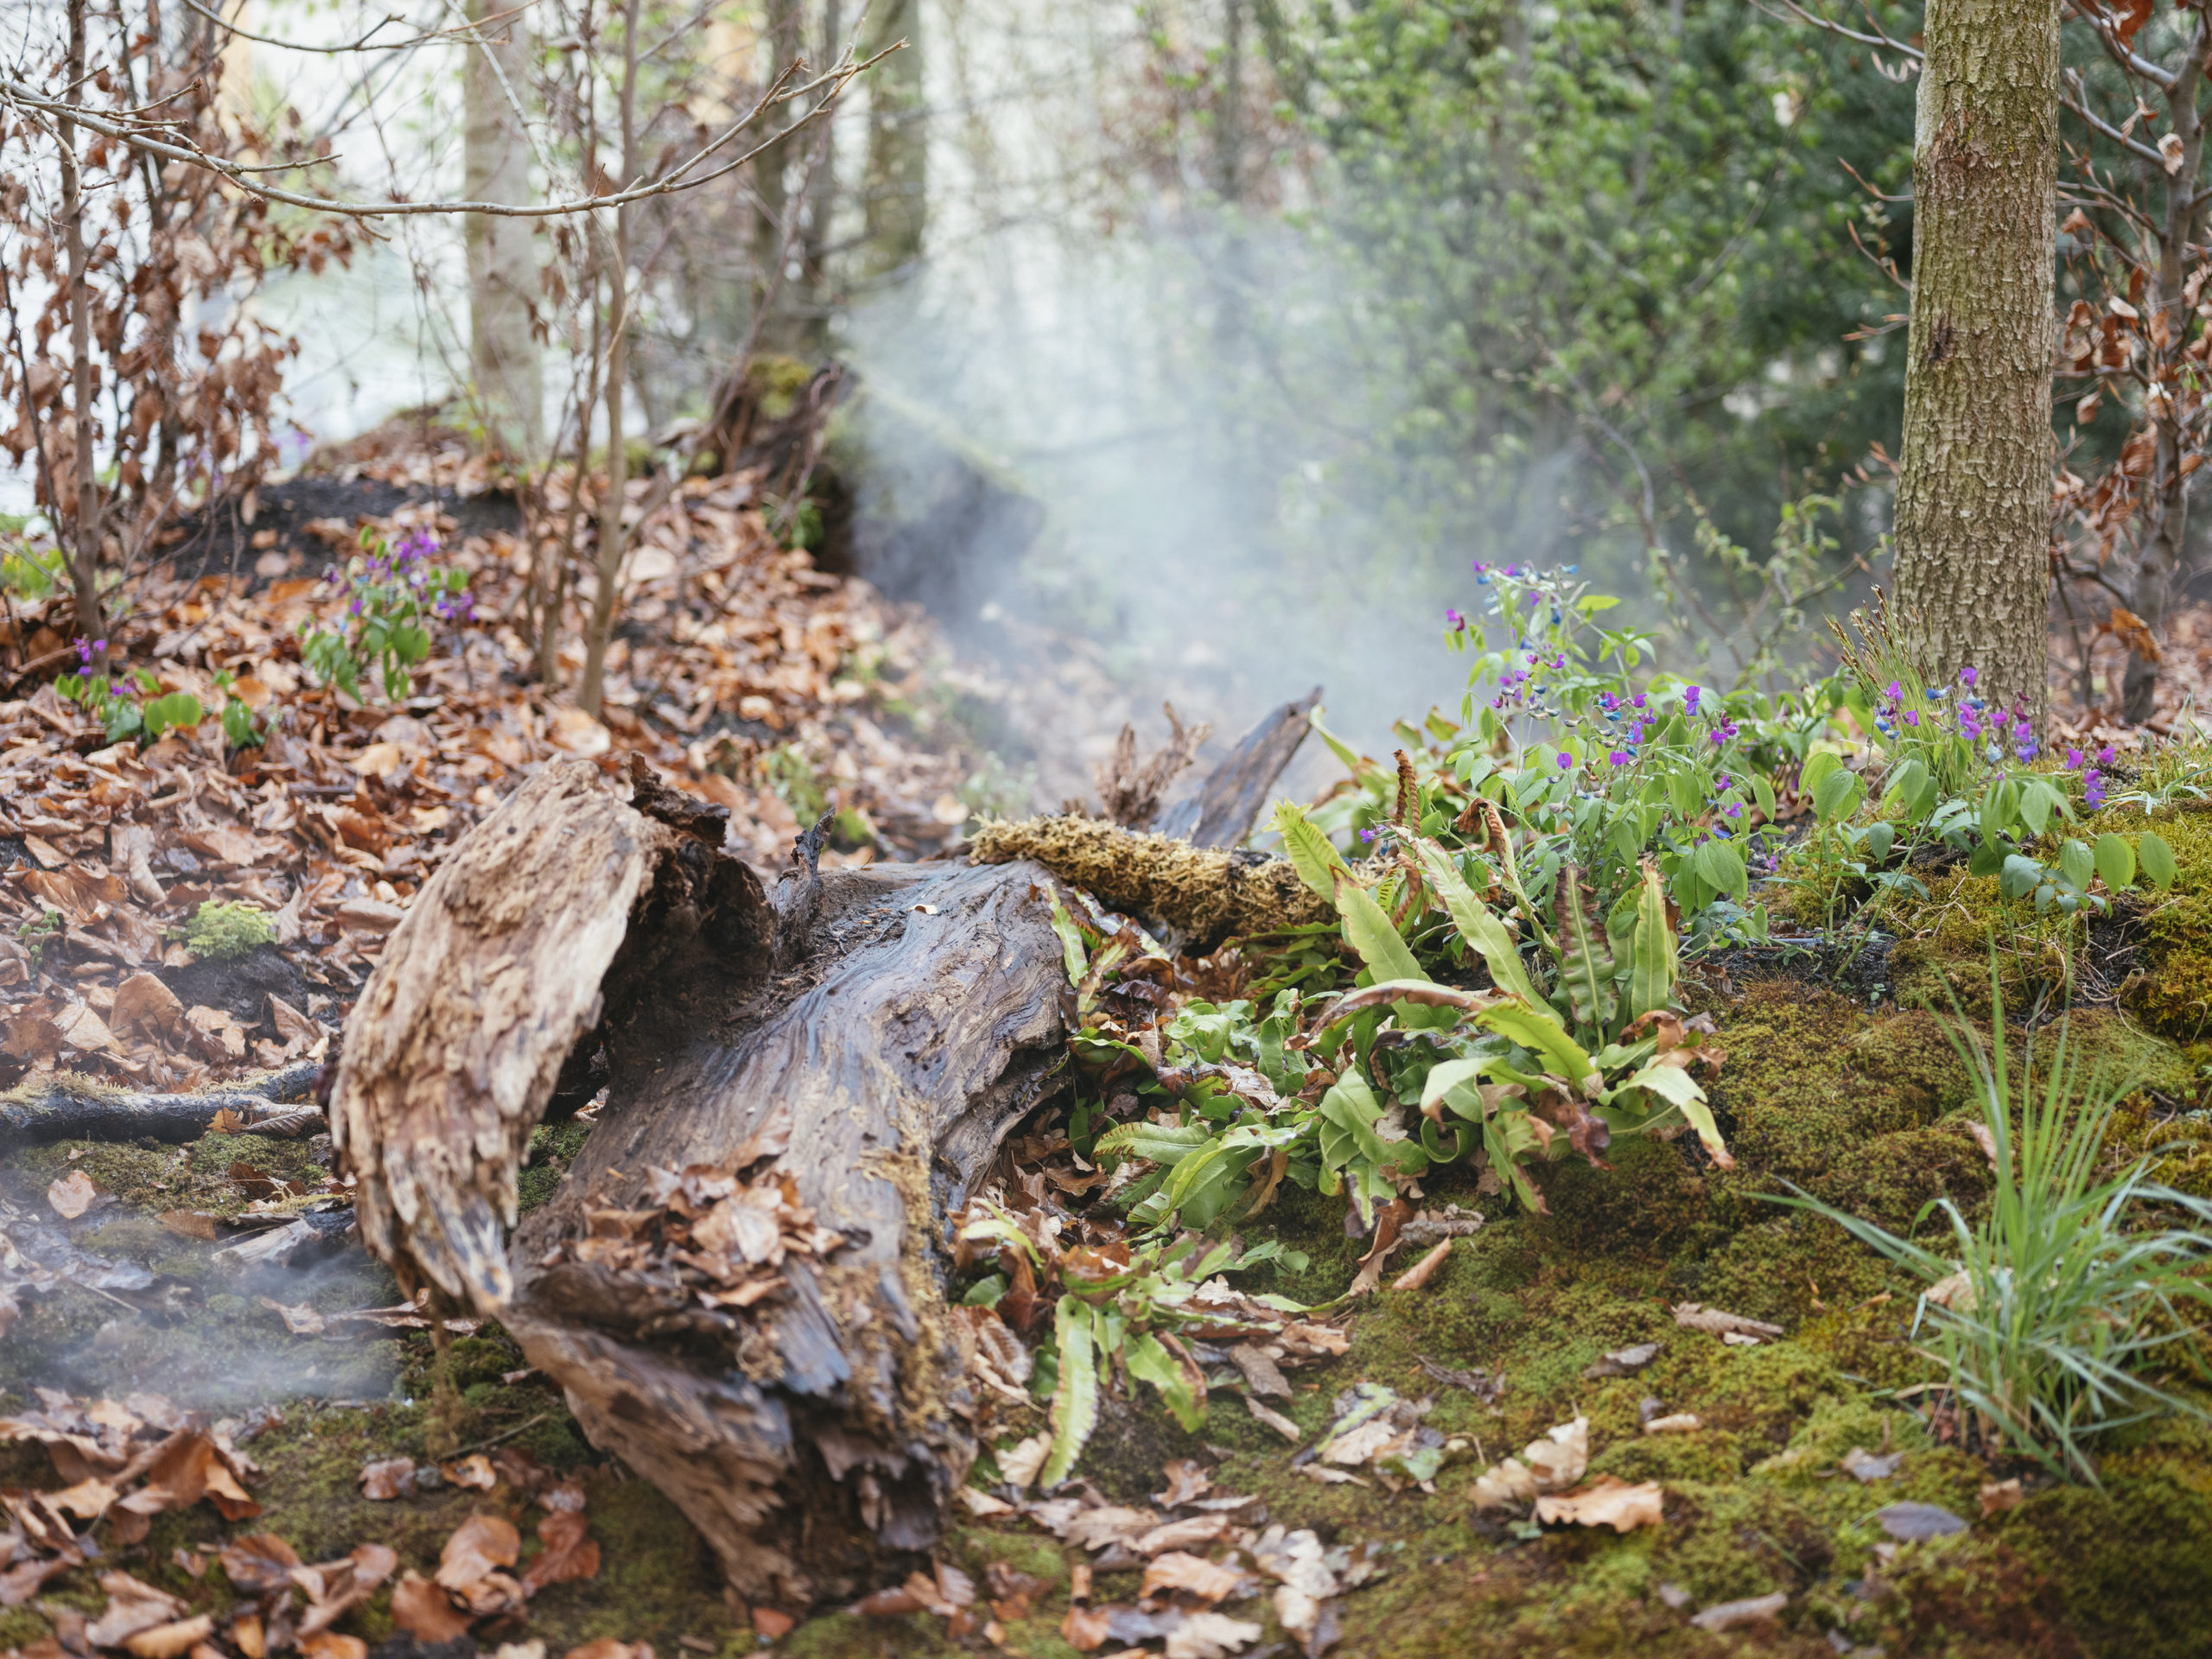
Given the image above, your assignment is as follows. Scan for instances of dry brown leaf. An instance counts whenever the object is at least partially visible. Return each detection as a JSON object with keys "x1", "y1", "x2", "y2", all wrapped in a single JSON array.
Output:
[
  {"x1": 358, "y1": 1458, "x2": 416, "y2": 1500},
  {"x1": 1153, "y1": 1459, "x2": 1212, "y2": 1509},
  {"x1": 997, "y1": 1432, "x2": 1051, "y2": 1491},
  {"x1": 1980, "y1": 1478, "x2": 2024, "y2": 1516},
  {"x1": 111, "y1": 972, "x2": 188, "y2": 1046},
  {"x1": 158, "y1": 1211, "x2": 222, "y2": 1241},
  {"x1": 48, "y1": 1169, "x2": 98, "y2": 1220},
  {"x1": 86, "y1": 1571, "x2": 188, "y2": 1649},
  {"x1": 299, "y1": 1635, "x2": 367, "y2": 1659},
  {"x1": 521, "y1": 1510, "x2": 600, "y2": 1592},
  {"x1": 436, "y1": 1512, "x2": 523, "y2": 1589},
  {"x1": 1534, "y1": 1476, "x2": 1665, "y2": 1532},
  {"x1": 261, "y1": 1299, "x2": 326, "y2": 1337},
  {"x1": 441, "y1": 1453, "x2": 497, "y2": 1491},
  {"x1": 1672, "y1": 1302, "x2": 1783, "y2": 1340},
  {"x1": 219, "y1": 1533, "x2": 302, "y2": 1595},
  {"x1": 1228, "y1": 1344, "x2": 1294, "y2": 1402},
  {"x1": 389, "y1": 1573, "x2": 471, "y2": 1643},
  {"x1": 747, "y1": 1610, "x2": 794, "y2": 1641},
  {"x1": 123, "y1": 1616, "x2": 214, "y2": 1658},
  {"x1": 1389, "y1": 1240, "x2": 1454, "y2": 1291},
  {"x1": 1243, "y1": 1395, "x2": 1302, "y2": 1441},
  {"x1": 1688, "y1": 1591, "x2": 1788, "y2": 1631},
  {"x1": 1141, "y1": 1551, "x2": 1245, "y2": 1606}
]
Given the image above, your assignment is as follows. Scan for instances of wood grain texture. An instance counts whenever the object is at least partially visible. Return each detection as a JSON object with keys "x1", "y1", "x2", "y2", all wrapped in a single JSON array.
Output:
[
  {"x1": 334, "y1": 755, "x2": 1071, "y2": 1605},
  {"x1": 1154, "y1": 685, "x2": 1322, "y2": 849}
]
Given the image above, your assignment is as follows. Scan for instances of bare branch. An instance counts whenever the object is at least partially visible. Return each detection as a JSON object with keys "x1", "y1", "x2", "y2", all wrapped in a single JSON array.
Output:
[
  {"x1": 178, "y1": 0, "x2": 545, "y2": 56},
  {"x1": 2060, "y1": 82, "x2": 2173, "y2": 171},
  {"x1": 2061, "y1": 0, "x2": 2178, "y2": 91},
  {"x1": 1759, "y1": 0, "x2": 1922, "y2": 59},
  {"x1": 0, "y1": 44, "x2": 895, "y2": 221}
]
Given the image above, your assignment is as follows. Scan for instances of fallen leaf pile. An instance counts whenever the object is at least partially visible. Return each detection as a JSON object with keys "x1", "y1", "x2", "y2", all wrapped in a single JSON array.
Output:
[
  {"x1": 906, "y1": 1455, "x2": 1380, "y2": 1659},
  {"x1": 536, "y1": 1127, "x2": 843, "y2": 1321},
  {"x1": 0, "y1": 459, "x2": 1055, "y2": 1096},
  {"x1": 1465, "y1": 1414, "x2": 1665, "y2": 1533},
  {"x1": 0, "y1": 1390, "x2": 261, "y2": 1603}
]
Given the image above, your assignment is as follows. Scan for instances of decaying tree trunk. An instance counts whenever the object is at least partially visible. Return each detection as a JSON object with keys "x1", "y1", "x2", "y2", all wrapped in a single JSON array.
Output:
[{"x1": 331, "y1": 757, "x2": 1071, "y2": 1606}]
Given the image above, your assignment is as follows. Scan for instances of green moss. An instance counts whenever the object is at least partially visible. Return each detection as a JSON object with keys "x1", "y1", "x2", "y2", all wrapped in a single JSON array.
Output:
[{"x1": 186, "y1": 899, "x2": 276, "y2": 961}]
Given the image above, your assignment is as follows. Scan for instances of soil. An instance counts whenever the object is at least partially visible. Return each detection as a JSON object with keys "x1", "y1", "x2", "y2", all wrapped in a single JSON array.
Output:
[{"x1": 159, "y1": 944, "x2": 312, "y2": 1028}]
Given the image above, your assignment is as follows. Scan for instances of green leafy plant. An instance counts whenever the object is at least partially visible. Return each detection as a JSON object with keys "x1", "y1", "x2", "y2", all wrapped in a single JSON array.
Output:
[
  {"x1": 1063, "y1": 800, "x2": 1732, "y2": 1238},
  {"x1": 56, "y1": 656, "x2": 206, "y2": 746},
  {"x1": 955, "y1": 1195, "x2": 1307, "y2": 1482},
  {"x1": 54, "y1": 645, "x2": 270, "y2": 751},
  {"x1": 2, "y1": 537, "x2": 66, "y2": 602},
  {"x1": 16, "y1": 909, "x2": 63, "y2": 970},
  {"x1": 1310, "y1": 560, "x2": 1842, "y2": 952},
  {"x1": 1772, "y1": 963, "x2": 2212, "y2": 1483},
  {"x1": 298, "y1": 525, "x2": 471, "y2": 702}
]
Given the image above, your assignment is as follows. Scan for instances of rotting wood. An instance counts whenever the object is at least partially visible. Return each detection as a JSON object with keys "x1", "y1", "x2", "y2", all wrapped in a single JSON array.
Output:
[
  {"x1": 333, "y1": 754, "x2": 1071, "y2": 1606},
  {"x1": 1153, "y1": 684, "x2": 1322, "y2": 849}
]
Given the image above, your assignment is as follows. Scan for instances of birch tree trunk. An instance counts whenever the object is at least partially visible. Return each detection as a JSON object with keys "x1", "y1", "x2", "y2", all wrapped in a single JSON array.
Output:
[
  {"x1": 1892, "y1": 0, "x2": 2060, "y2": 731},
  {"x1": 464, "y1": 0, "x2": 543, "y2": 460}
]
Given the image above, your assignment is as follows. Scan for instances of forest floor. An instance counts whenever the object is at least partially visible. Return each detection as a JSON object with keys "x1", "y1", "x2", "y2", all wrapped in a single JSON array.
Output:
[{"x1": 4, "y1": 448, "x2": 2212, "y2": 1659}]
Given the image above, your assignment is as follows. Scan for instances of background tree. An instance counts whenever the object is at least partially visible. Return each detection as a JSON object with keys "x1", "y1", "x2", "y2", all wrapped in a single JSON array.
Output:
[
  {"x1": 464, "y1": 0, "x2": 546, "y2": 459},
  {"x1": 1891, "y1": 0, "x2": 2061, "y2": 728}
]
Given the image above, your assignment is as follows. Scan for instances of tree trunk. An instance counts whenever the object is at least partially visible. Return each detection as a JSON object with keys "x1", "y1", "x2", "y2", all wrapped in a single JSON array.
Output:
[
  {"x1": 861, "y1": 0, "x2": 925, "y2": 279},
  {"x1": 580, "y1": 0, "x2": 640, "y2": 721},
  {"x1": 752, "y1": 0, "x2": 803, "y2": 350},
  {"x1": 331, "y1": 758, "x2": 1070, "y2": 1606},
  {"x1": 1892, "y1": 0, "x2": 2059, "y2": 732},
  {"x1": 464, "y1": 0, "x2": 544, "y2": 461},
  {"x1": 2121, "y1": 13, "x2": 2212, "y2": 724},
  {"x1": 60, "y1": 0, "x2": 104, "y2": 671}
]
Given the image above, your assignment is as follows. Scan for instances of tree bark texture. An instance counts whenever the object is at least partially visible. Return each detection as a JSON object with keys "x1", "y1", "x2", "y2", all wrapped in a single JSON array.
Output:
[
  {"x1": 752, "y1": 0, "x2": 803, "y2": 348},
  {"x1": 464, "y1": 0, "x2": 544, "y2": 460},
  {"x1": 861, "y1": 0, "x2": 925, "y2": 278},
  {"x1": 1892, "y1": 0, "x2": 2059, "y2": 731},
  {"x1": 331, "y1": 759, "x2": 1071, "y2": 1605}
]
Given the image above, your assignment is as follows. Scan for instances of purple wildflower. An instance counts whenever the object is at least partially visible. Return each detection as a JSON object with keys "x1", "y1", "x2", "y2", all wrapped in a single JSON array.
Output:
[
  {"x1": 2098, "y1": 745, "x2": 2116, "y2": 766},
  {"x1": 1557, "y1": 753, "x2": 1573, "y2": 770},
  {"x1": 2085, "y1": 772, "x2": 2107, "y2": 810},
  {"x1": 1960, "y1": 665, "x2": 1979, "y2": 687}
]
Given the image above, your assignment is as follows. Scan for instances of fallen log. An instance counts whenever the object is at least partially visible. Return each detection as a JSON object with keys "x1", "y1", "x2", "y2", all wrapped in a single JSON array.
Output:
[
  {"x1": 333, "y1": 756, "x2": 1071, "y2": 1607},
  {"x1": 0, "y1": 1060, "x2": 327, "y2": 1150}
]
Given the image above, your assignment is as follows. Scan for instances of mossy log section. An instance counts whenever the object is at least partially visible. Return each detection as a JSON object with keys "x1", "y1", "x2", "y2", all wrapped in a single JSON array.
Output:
[
  {"x1": 969, "y1": 815, "x2": 1332, "y2": 949},
  {"x1": 331, "y1": 756, "x2": 1071, "y2": 1606},
  {"x1": 0, "y1": 1060, "x2": 325, "y2": 1150}
]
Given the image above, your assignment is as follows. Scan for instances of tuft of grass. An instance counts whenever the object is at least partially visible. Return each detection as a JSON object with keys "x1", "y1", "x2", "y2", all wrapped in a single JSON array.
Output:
[{"x1": 1771, "y1": 958, "x2": 2212, "y2": 1484}]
